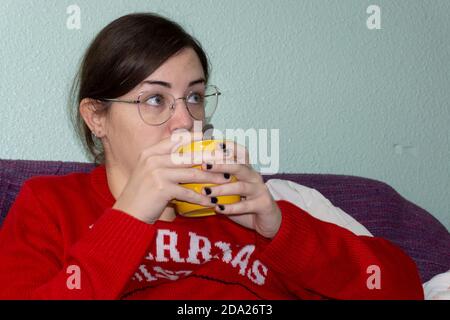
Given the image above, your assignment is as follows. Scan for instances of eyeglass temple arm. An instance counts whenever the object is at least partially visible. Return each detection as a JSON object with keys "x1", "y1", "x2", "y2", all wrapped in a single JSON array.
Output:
[
  {"x1": 205, "y1": 92, "x2": 222, "y2": 98},
  {"x1": 100, "y1": 98, "x2": 140, "y2": 104}
]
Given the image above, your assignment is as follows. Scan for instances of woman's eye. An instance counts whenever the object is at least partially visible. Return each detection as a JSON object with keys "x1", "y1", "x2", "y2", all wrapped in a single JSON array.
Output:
[
  {"x1": 187, "y1": 93, "x2": 204, "y2": 104},
  {"x1": 145, "y1": 95, "x2": 165, "y2": 106}
]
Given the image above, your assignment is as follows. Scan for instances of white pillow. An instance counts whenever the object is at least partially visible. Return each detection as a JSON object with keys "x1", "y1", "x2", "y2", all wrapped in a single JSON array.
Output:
[
  {"x1": 266, "y1": 179, "x2": 373, "y2": 237},
  {"x1": 423, "y1": 269, "x2": 450, "y2": 300}
]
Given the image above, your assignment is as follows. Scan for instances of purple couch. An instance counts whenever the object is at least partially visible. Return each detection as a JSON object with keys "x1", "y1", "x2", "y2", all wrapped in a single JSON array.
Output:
[{"x1": 0, "y1": 159, "x2": 449, "y2": 283}]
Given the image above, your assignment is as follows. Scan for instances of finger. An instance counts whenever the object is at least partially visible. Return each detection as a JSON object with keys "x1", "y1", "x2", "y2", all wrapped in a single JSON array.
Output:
[
  {"x1": 198, "y1": 148, "x2": 235, "y2": 165},
  {"x1": 163, "y1": 148, "x2": 234, "y2": 168},
  {"x1": 148, "y1": 152, "x2": 199, "y2": 169},
  {"x1": 149, "y1": 149, "x2": 235, "y2": 172},
  {"x1": 202, "y1": 181, "x2": 255, "y2": 198},
  {"x1": 140, "y1": 151, "x2": 207, "y2": 171},
  {"x1": 219, "y1": 141, "x2": 250, "y2": 165},
  {"x1": 215, "y1": 198, "x2": 259, "y2": 215},
  {"x1": 201, "y1": 161, "x2": 262, "y2": 184},
  {"x1": 163, "y1": 167, "x2": 231, "y2": 184},
  {"x1": 172, "y1": 185, "x2": 215, "y2": 207},
  {"x1": 142, "y1": 132, "x2": 203, "y2": 157},
  {"x1": 164, "y1": 150, "x2": 222, "y2": 167}
]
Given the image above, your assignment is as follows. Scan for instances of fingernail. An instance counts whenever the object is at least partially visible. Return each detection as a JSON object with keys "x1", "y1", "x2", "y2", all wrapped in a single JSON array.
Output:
[
  {"x1": 204, "y1": 187, "x2": 212, "y2": 195},
  {"x1": 224, "y1": 173, "x2": 231, "y2": 180},
  {"x1": 218, "y1": 205, "x2": 225, "y2": 211},
  {"x1": 211, "y1": 197, "x2": 218, "y2": 204},
  {"x1": 206, "y1": 163, "x2": 213, "y2": 170}
]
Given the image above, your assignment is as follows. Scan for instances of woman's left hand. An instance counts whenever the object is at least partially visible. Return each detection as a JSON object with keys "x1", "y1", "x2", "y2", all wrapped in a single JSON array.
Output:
[{"x1": 201, "y1": 142, "x2": 282, "y2": 239}]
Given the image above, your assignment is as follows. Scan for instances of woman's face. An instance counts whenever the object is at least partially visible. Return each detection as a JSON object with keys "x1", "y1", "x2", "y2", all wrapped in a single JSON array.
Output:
[{"x1": 102, "y1": 47, "x2": 206, "y2": 171}]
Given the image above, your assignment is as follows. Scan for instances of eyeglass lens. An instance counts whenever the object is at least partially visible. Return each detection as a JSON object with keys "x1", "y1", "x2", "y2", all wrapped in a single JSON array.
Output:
[{"x1": 137, "y1": 85, "x2": 219, "y2": 125}]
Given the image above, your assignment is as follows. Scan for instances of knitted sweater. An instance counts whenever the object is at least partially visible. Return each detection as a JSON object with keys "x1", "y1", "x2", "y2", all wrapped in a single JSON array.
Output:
[{"x1": 0, "y1": 166, "x2": 424, "y2": 299}]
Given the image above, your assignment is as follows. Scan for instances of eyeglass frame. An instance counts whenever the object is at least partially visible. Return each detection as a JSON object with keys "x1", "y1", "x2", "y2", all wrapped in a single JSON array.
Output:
[{"x1": 98, "y1": 84, "x2": 221, "y2": 126}]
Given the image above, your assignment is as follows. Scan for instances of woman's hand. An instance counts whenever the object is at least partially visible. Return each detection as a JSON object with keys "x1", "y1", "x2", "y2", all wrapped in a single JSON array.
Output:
[
  {"x1": 113, "y1": 134, "x2": 231, "y2": 224},
  {"x1": 201, "y1": 142, "x2": 282, "y2": 239}
]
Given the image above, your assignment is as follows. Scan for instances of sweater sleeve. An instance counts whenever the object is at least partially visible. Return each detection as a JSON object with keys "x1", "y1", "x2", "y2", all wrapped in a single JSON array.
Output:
[
  {"x1": 259, "y1": 200, "x2": 424, "y2": 300},
  {"x1": 0, "y1": 181, "x2": 156, "y2": 300}
]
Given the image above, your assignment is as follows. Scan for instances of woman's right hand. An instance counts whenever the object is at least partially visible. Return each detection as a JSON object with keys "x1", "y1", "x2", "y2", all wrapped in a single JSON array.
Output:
[{"x1": 112, "y1": 134, "x2": 231, "y2": 224}]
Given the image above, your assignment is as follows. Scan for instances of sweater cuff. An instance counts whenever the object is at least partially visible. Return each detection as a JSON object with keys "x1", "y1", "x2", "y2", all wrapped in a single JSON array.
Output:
[
  {"x1": 260, "y1": 200, "x2": 319, "y2": 277},
  {"x1": 79, "y1": 208, "x2": 155, "y2": 257},
  {"x1": 69, "y1": 208, "x2": 156, "y2": 287}
]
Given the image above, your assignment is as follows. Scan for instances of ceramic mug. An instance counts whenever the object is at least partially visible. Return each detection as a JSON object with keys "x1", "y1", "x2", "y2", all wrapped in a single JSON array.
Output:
[{"x1": 171, "y1": 139, "x2": 240, "y2": 217}]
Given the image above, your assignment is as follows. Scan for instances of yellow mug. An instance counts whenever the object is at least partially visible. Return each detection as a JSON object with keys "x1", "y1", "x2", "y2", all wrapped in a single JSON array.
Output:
[{"x1": 171, "y1": 139, "x2": 241, "y2": 217}]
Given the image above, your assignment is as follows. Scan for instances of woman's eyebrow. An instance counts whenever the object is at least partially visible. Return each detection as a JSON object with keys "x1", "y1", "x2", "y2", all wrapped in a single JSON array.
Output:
[{"x1": 140, "y1": 78, "x2": 205, "y2": 88}]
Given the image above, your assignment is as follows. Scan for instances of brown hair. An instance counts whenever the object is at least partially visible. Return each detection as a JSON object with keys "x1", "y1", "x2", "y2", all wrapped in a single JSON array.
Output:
[{"x1": 69, "y1": 13, "x2": 210, "y2": 165}]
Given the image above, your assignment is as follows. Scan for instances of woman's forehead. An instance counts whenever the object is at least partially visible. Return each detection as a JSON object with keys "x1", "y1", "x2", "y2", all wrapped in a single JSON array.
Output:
[{"x1": 144, "y1": 48, "x2": 204, "y2": 78}]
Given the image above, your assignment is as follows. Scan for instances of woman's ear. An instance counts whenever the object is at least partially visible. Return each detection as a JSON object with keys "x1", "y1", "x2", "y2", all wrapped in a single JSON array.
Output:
[{"x1": 79, "y1": 98, "x2": 107, "y2": 138}]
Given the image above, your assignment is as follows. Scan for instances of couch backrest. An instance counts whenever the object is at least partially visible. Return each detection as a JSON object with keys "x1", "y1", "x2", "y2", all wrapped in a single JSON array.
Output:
[{"x1": 1, "y1": 159, "x2": 449, "y2": 282}]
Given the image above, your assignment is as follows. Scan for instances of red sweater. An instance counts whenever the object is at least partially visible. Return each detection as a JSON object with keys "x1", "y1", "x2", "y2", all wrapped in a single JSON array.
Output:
[{"x1": 0, "y1": 165, "x2": 424, "y2": 300}]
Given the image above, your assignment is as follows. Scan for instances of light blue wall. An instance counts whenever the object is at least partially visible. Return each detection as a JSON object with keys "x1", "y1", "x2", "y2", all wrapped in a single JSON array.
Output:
[{"x1": 1, "y1": 0, "x2": 449, "y2": 230}]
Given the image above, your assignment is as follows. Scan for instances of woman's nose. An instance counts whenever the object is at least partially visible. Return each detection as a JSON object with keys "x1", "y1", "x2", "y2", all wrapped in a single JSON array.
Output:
[{"x1": 168, "y1": 99, "x2": 194, "y2": 131}]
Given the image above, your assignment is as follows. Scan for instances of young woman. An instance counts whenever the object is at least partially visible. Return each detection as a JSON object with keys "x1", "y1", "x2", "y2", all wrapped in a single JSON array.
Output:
[{"x1": 0, "y1": 13, "x2": 424, "y2": 300}]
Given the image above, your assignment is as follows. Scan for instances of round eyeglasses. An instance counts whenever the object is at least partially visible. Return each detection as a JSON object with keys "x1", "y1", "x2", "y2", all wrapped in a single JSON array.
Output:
[{"x1": 99, "y1": 85, "x2": 221, "y2": 126}]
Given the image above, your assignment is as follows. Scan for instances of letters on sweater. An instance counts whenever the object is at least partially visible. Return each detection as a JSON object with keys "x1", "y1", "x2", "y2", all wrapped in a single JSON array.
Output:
[{"x1": 131, "y1": 229, "x2": 268, "y2": 286}]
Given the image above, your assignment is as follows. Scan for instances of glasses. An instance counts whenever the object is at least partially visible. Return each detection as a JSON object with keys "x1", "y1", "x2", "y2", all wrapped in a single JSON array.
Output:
[{"x1": 99, "y1": 85, "x2": 221, "y2": 126}]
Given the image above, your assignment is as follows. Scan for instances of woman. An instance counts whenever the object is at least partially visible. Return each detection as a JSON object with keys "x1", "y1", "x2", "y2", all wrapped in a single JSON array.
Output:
[{"x1": 0, "y1": 13, "x2": 423, "y2": 299}]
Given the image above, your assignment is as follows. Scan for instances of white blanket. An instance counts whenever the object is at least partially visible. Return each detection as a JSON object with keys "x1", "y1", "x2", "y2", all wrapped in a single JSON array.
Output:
[{"x1": 265, "y1": 178, "x2": 450, "y2": 300}]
